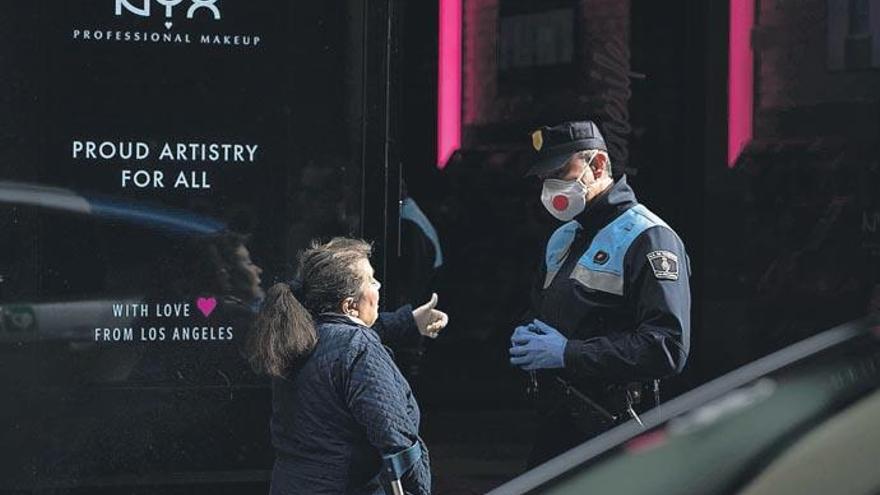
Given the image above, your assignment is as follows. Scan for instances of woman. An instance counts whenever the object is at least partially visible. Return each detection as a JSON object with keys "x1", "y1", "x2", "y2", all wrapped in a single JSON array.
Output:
[{"x1": 246, "y1": 238, "x2": 447, "y2": 494}]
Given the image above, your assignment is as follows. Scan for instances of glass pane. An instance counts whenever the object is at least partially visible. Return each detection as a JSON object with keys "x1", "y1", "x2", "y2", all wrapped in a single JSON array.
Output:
[{"x1": 0, "y1": 2, "x2": 366, "y2": 490}]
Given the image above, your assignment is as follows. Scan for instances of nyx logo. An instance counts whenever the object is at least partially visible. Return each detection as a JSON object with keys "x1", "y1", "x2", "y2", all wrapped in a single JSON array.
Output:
[{"x1": 115, "y1": 0, "x2": 221, "y2": 29}]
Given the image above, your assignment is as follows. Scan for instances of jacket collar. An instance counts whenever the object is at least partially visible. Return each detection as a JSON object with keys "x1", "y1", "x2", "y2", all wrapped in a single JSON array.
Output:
[
  {"x1": 574, "y1": 175, "x2": 638, "y2": 233},
  {"x1": 315, "y1": 312, "x2": 359, "y2": 326}
]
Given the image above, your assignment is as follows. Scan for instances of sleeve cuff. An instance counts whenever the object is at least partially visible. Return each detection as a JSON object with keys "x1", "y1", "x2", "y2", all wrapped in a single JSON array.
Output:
[
  {"x1": 563, "y1": 339, "x2": 580, "y2": 370},
  {"x1": 563, "y1": 339, "x2": 602, "y2": 376},
  {"x1": 395, "y1": 304, "x2": 418, "y2": 336},
  {"x1": 377, "y1": 304, "x2": 420, "y2": 345}
]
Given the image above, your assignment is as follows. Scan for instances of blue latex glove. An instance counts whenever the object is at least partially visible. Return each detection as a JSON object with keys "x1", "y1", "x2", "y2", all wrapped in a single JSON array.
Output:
[{"x1": 509, "y1": 319, "x2": 567, "y2": 370}]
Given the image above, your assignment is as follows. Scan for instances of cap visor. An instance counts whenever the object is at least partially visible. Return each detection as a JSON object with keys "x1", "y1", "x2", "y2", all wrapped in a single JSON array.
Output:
[{"x1": 525, "y1": 153, "x2": 570, "y2": 177}]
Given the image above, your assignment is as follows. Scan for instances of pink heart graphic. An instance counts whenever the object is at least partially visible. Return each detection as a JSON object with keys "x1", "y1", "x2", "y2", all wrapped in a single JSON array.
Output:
[{"x1": 196, "y1": 297, "x2": 217, "y2": 317}]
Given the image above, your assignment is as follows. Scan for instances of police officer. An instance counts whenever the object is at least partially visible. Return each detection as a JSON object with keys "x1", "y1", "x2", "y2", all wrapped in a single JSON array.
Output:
[{"x1": 509, "y1": 120, "x2": 691, "y2": 466}]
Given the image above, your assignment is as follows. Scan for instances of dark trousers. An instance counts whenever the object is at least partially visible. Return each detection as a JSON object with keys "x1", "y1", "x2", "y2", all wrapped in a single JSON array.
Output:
[{"x1": 527, "y1": 406, "x2": 616, "y2": 468}]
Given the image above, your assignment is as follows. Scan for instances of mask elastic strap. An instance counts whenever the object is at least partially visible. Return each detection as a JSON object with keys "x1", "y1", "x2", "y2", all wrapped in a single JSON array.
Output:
[{"x1": 577, "y1": 152, "x2": 597, "y2": 187}]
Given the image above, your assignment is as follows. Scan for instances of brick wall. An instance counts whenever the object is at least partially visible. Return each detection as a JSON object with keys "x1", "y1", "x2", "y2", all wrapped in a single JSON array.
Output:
[
  {"x1": 754, "y1": 0, "x2": 880, "y2": 138},
  {"x1": 723, "y1": 0, "x2": 880, "y2": 354},
  {"x1": 462, "y1": 0, "x2": 498, "y2": 127},
  {"x1": 462, "y1": 0, "x2": 631, "y2": 145}
]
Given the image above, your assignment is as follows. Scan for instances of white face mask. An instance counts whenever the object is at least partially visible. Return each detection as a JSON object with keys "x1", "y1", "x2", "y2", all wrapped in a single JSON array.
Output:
[{"x1": 540, "y1": 153, "x2": 596, "y2": 221}]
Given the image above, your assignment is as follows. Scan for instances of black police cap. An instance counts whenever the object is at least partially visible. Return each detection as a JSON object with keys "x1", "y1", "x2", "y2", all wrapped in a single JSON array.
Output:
[{"x1": 526, "y1": 120, "x2": 607, "y2": 177}]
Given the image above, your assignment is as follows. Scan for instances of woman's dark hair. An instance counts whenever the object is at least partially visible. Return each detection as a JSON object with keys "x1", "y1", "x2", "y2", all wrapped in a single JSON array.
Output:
[{"x1": 246, "y1": 237, "x2": 372, "y2": 377}]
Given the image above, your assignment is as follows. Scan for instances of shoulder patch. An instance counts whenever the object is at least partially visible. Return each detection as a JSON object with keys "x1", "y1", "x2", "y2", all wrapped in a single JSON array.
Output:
[{"x1": 647, "y1": 250, "x2": 679, "y2": 280}]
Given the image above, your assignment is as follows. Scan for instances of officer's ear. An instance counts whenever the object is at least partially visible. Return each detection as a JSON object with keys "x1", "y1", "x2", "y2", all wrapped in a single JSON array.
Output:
[{"x1": 590, "y1": 152, "x2": 609, "y2": 180}]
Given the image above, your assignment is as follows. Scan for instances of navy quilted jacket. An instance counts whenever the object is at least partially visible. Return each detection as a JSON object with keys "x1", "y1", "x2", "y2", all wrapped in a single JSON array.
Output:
[{"x1": 269, "y1": 306, "x2": 430, "y2": 495}]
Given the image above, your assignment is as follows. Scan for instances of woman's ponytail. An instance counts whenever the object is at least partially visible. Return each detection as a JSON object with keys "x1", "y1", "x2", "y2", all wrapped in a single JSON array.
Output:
[{"x1": 246, "y1": 282, "x2": 317, "y2": 377}]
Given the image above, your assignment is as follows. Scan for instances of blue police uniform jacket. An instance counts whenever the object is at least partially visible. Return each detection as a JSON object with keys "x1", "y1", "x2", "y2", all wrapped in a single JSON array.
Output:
[
  {"x1": 533, "y1": 176, "x2": 691, "y2": 387},
  {"x1": 269, "y1": 306, "x2": 430, "y2": 495}
]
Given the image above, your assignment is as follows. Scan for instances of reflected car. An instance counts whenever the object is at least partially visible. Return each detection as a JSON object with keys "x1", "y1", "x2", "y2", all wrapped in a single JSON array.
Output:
[{"x1": 0, "y1": 181, "x2": 272, "y2": 494}]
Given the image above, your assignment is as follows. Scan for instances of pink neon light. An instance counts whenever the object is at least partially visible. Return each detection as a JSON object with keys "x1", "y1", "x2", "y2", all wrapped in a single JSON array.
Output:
[
  {"x1": 437, "y1": 0, "x2": 462, "y2": 169},
  {"x1": 728, "y1": 0, "x2": 754, "y2": 167}
]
